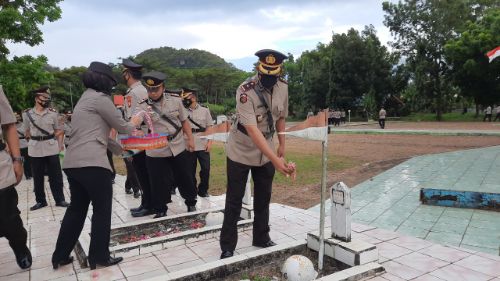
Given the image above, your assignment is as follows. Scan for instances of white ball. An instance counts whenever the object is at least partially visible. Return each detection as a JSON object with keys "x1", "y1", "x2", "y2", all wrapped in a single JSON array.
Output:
[
  {"x1": 205, "y1": 212, "x2": 224, "y2": 226},
  {"x1": 282, "y1": 255, "x2": 318, "y2": 281}
]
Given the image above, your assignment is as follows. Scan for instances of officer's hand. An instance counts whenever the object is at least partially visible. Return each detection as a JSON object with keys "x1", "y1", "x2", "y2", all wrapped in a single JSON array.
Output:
[
  {"x1": 187, "y1": 137, "x2": 195, "y2": 152},
  {"x1": 272, "y1": 157, "x2": 293, "y2": 177},
  {"x1": 13, "y1": 161, "x2": 23, "y2": 185},
  {"x1": 59, "y1": 144, "x2": 64, "y2": 152},
  {"x1": 205, "y1": 141, "x2": 212, "y2": 152},
  {"x1": 277, "y1": 144, "x2": 285, "y2": 158}
]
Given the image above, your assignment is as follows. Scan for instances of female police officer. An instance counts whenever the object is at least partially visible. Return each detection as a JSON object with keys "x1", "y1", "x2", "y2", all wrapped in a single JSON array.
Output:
[{"x1": 51, "y1": 62, "x2": 142, "y2": 270}]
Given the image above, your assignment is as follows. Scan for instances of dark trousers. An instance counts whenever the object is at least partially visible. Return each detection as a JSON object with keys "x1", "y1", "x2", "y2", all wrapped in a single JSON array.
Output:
[
  {"x1": 20, "y1": 148, "x2": 32, "y2": 179},
  {"x1": 220, "y1": 158, "x2": 275, "y2": 252},
  {"x1": 379, "y1": 118, "x2": 385, "y2": 129},
  {"x1": 0, "y1": 186, "x2": 29, "y2": 258},
  {"x1": 31, "y1": 154, "x2": 65, "y2": 204},
  {"x1": 484, "y1": 114, "x2": 492, "y2": 122},
  {"x1": 106, "y1": 150, "x2": 116, "y2": 180},
  {"x1": 495, "y1": 113, "x2": 500, "y2": 121},
  {"x1": 132, "y1": 151, "x2": 151, "y2": 209},
  {"x1": 146, "y1": 150, "x2": 197, "y2": 212},
  {"x1": 52, "y1": 167, "x2": 113, "y2": 264},
  {"x1": 124, "y1": 158, "x2": 140, "y2": 193},
  {"x1": 191, "y1": 151, "x2": 210, "y2": 195}
]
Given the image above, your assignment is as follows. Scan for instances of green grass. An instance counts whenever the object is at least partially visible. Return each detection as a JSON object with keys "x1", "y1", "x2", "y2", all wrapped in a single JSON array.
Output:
[{"x1": 400, "y1": 112, "x2": 483, "y2": 122}]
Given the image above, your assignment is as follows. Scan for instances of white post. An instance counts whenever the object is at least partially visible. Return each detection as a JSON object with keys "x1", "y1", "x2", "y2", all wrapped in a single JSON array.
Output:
[
  {"x1": 242, "y1": 170, "x2": 252, "y2": 205},
  {"x1": 348, "y1": 109, "x2": 351, "y2": 123},
  {"x1": 318, "y1": 139, "x2": 328, "y2": 271}
]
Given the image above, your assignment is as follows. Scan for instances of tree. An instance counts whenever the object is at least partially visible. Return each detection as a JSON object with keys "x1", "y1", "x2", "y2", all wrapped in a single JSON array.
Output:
[
  {"x1": 0, "y1": 0, "x2": 63, "y2": 57},
  {"x1": 445, "y1": 8, "x2": 500, "y2": 115}
]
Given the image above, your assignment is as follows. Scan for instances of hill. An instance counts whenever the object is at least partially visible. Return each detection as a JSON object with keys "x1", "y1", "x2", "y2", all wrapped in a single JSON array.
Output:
[{"x1": 135, "y1": 47, "x2": 236, "y2": 69}]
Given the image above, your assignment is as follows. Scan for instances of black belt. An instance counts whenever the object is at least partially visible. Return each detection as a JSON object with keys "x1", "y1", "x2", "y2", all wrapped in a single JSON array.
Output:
[
  {"x1": 0, "y1": 142, "x2": 5, "y2": 151},
  {"x1": 237, "y1": 122, "x2": 273, "y2": 139},
  {"x1": 31, "y1": 134, "x2": 55, "y2": 141},
  {"x1": 191, "y1": 128, "x2": 206, "y2": 133},
  {"x1": 19, "y1": 137, "x2": 26, "y2": 140}
]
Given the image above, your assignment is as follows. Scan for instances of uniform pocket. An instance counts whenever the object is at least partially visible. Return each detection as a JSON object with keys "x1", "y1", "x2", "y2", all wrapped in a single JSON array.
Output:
[{"x1": 0, "y1": 152, "x2": 16, "y2": 188}]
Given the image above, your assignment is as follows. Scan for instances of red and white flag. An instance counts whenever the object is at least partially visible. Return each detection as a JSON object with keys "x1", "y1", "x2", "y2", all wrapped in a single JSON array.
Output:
[
  {"x1": 279, "y1": 110, "x2": 329, "y2": 141},
  {"x1": 199, "y1": 121, "x2": 231, "y2": 142},
  {"x1": 487, "y1": 46, "x2": 500, "y2": 63}
]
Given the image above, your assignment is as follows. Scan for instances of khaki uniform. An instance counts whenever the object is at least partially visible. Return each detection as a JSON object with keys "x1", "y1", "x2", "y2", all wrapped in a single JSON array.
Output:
[
  {"x1": 22, "y1": 108, "x2": 61, "y2": 157},
  {"x1": 123, "y1": 81, "x2": 148, "y2": 121},
  {"x1": 378, "y1": 109, "x2": 386, "y2": 129},
  {"x1": 63, "y1": 89, "x2": 136, "y2": 171},
  {"x1": 226, "y1": 75, "x2": 288, "y2": 166},
  {"x1": 0, "y1": 87, "x2": 17, "y2": 190},
  {"x1": 63, "y1": 121, "x2": 72, "y2": 147},
  {"x1": 188, "y1": 104, "x2": 213, "y2": 151},
  {"x1": 16, "y1": 123, "x2": 28, "y2": 149}
]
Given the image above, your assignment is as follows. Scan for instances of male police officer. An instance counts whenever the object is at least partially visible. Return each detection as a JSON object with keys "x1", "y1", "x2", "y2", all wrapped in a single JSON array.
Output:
[
  {"x1": 0, "y1": 85, "x2": 32, "y2": 269},
  {"x1": 181, "y1": 88, "x2": 213, "y2": 197},
  {"x1": 220, "y1": 49, "x2": 294, "y2": 259},
  {"x1": 138, "y1": 71, "x2": 197, "y2": 218},
  {"x1": 23, "y1": 86, "x2": 69, "y2": 210},
  {"x1": 121, "y1": 59, "x2": 154, "y2": 217}
]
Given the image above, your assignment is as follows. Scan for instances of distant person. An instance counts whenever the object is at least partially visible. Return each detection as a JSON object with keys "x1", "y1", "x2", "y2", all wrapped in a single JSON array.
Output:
[
  {"x1": 333, "y1": 108, "x2": 341, "y2": 126},
  {"x1": 328, "y1": 109, "x2": 333, "y2": 125},
  {"x1": 378, "y1": 107, "x2": 386, "y2": 129},
  {"x1": 307, "y1": 110, "x2": 314, "y2": 118},
  {"x1": 483, "y1": 105, "x2": 492, "y2": 122},
  {"x1": 494, "y1": 105, "x2": 500, "y2": 121},
  {"x1": 340, "y1": 109, "x2": 346, "y2": 124}
]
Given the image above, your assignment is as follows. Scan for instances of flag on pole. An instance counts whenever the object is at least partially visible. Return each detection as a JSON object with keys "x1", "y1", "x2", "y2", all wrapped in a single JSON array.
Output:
[
  {"x1": 487, "y1": 46, "x2": 500, "y2": 63},
  {"x1": 279, "y1": 110, "x2": 329, "y2": 141},
  {"x1": 199, "y1": 121, "x2": 231, "y2": 143}
]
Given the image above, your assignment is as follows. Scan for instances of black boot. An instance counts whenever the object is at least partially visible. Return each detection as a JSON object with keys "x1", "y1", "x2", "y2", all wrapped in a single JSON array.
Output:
[
  {"x1": 89, "y1": 256, "x2": 123, "y2": 270},
  {"x1": 52, "y1": 256, "x2": 74, "y2": 269},
  {"x1": 14, "y1": 247, "x2": 32, "y2": 269}
]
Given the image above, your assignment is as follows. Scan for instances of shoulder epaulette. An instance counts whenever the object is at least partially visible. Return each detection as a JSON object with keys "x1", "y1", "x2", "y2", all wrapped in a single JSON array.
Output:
[
  {"x1": 279, "y1": 77, "x2": 288, "y2": 84},
  {"x1": 138, "y1": 98, "x2": 148, "y2": 104},
  {"x1": 23, "y1": 108, "x2": 30, "y2": 113},
  {"x1": 240, "y1": 81, "x2": 256, "y2": 93},
  {"x1": 49, "y1": 108, "x2": 57, "y2": 112}
]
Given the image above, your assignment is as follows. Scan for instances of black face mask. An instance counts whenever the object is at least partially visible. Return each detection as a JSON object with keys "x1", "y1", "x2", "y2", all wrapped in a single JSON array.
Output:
[
  {"x1": 259, "y1": 75, "x2": 278, "y2": 90},
  {"x1": 38, "y1": 99, "x2": 50, "y2": 108},
  {"x1": 183, "y1": 99, "x2": 193, "y2": 108}
]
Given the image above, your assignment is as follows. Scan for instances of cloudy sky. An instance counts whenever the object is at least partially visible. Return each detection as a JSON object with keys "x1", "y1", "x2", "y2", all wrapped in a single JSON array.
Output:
[{"x1": 7, "y1": 0, "x2": 393, "y2": 71}]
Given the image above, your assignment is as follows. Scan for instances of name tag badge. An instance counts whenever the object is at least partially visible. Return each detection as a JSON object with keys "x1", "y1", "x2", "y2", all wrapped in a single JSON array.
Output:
[{"x1": 256, "y1": 115, "x2": 263, "y2": 123}]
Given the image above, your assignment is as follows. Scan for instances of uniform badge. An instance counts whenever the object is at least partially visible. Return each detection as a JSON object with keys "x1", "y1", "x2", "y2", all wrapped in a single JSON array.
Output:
[
  {"x1": 126, "y1": 96, "x2": 132, "y2": 107},
  {"x1": 265, "y1": 54, "x2": 276, "y2": 64},
  {"x1": 146, "y1": 79, "x2": 155, "y2": 86},
  {"x1": 256, "y1": 115, "x2": 263, "y2": 123},
  {"x1": 240, "y1": 93, "x2": 248, "y2": 104}
]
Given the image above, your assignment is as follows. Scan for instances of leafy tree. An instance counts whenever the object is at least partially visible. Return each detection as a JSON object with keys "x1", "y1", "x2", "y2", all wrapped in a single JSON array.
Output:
[{"x1": 0, "y1": 0, "x2": 63, "y2": 57}]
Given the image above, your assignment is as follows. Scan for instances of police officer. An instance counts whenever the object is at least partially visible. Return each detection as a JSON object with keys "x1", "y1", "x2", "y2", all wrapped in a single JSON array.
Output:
[
  {"x1": 22, "y1": 86, "x2": 69, "y2": 210},
  {"x1": 166, "y1": 89, "x2": 183, "y2": 196},
  {"x1": 138, "y1": 71, "x2": 197, "y2": 218},
  {"x1": 121, "y1": 59, "x2": 154, "y2": 217},
  {"x1": 181, "y1": 88, "x2": 213, "y2": 197},
  {"x1": 378, "y1": 107, "x2": 386, "y2": 129},
  {"x1": 52, "y1": 62, "x2": 142, "y2": 270},
  {"x1": 15, "y1": 112, "x2": 32, "y2": 179},
  {"x1": 63, "y1": 111, "x2": 72, "y2": 148},
  {"x1": 220, "y1": 49, "x2": 294, "y2": 259},
  {"x1": 0, "y1": 86, "x2": 32, "y2": 269}
]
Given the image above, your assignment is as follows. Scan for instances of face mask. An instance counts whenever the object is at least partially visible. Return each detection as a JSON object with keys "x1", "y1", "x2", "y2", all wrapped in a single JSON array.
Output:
[
  {"x1": 183, "y1": 98, "x2": 193, "y2": 108},
  {"x1": 38, "y1": 99, "x2": 50, "y2": 108},
  {"x1": 259, "y1": 75, "x2": 278, "y2": 89}
]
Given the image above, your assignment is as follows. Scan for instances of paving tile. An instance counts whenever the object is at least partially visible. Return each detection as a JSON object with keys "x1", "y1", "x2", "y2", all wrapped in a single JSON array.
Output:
[
  {"x1": 30, "y1": 265, "x2": 76, "y2": 281},
  {"x1": 394, "y1": 252, "x2": 449, "y2": 273},
  {"x1": 454, "y1": 254, "x2": 500, "y2": 277},
  {"x1": 155, "y1": 245, "x2": 200, "y2": 267},
  {"x1": 425, "y1": 231, "x2": 462, "y2": 246},
  {"x1": 419, "y1": 244, "x2": 472, "y2": 263},
  {"x1": 0, "y1": 271, "x2": 30, "y2": 281},
  {"x1": 363, "y1": 228, "x2": 399, "y2": 242},
  {"x1": 411, "y1": 274, "x2": 444, "y2": 281},
  {"x1": 79, "y1": 265, "x2": 124, "y2": 281},
  {"x1": 429, "y1": 264, "x2": 492, "y2": 281},
  {"x1": 394, "y1": 226, "x2": 428, "y2": 239},
  {"x1": 389, "y1": 235, "x2": 433, "y2": 252},
  {"x1": 382, "y1": 260, "x2": 425, "y2": 280},
  {"x1": 377, "y1": 242, "x2": 413, "y2": 260},
  {"x1": 118, "y1": 256, "x2": 164, "y2": 278},
  {"x1": 166, "y1": 259, "x2": 205, "y2": 273}
]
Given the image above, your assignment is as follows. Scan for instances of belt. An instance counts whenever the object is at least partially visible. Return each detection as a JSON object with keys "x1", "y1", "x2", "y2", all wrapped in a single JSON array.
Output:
[
  {"x1": 237, "y1": 122, "x2": 273, "y2": 139},
  {"x1": 0, "y1": 142, "x2": 5, "y2": 151},
  {"x1": 31, "y1": 134, "x2": 55, "y2": 141},
  {"x1": 19, "y1": 137, "x2": 26, "y2": 140},
  {"x1": 191, "y1": 128, "x2": 206, "y2": 133}
]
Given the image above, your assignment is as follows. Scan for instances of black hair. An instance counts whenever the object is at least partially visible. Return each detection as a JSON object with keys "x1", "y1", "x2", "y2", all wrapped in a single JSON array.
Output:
[
  {"x1": 126, "y1": 69, "x2": 142, "y2": 80},
  {"x1": 82, "y1": 70, "x2": 115, "y2": 95}
]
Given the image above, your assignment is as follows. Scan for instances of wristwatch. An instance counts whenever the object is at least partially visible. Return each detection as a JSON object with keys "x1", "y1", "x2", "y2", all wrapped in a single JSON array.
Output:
[{"x1": 11, "y1": 156, "x2": 24, "y2": 163}]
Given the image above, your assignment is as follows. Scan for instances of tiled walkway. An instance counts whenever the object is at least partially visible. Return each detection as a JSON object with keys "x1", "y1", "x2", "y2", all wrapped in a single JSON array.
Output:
[{"x1": 310, "y1": 145, "x2": 500, "y2": 255}]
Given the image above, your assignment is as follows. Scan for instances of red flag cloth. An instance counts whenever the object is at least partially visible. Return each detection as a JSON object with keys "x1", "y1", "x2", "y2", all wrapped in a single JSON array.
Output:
[{"x1": 487, "y1": 46, "x2": 500, "y2": 63}]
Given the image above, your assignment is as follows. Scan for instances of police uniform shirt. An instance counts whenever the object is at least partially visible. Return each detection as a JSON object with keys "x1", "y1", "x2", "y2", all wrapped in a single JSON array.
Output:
[
  {"x1": 63, "y1": 89, "x2": 136, "y2": 171},
  {"x1": 0, "y1": 85, "x2": 18, "y2": 189},
  {"x1": 140, "y1": 93, "x2": 188, "y2": 158},
  {"x1": 22, "y1": 107, "x2": 61, "y2": 157},
  {"x1": 187, "y1": 104, "x2": 213, "y2": 151},
  {"x1": 16, "y1": 122, "x2": 28, "y2": 149},
  {"x1": 124, "y1": 81, "x2": 148, "y2": 120},
  {"x1": 226, "y1": 75, "x2": 288, "y2": 166},
  {"x1": 63, "y1": 120, "x2": 72, "y2": 147},
  {"x1": 379, "y1": 109, "x2": 386, "y2": 119}
]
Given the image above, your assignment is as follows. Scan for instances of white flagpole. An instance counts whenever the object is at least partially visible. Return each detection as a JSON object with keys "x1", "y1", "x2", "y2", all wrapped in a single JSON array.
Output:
[{"x1": 318, "y1": 138, "x2": 328, "y2": 271}]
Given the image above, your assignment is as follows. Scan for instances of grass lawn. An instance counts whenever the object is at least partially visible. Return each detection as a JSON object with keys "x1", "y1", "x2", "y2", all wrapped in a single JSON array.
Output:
[
  {"x1": 113, "y1": 142, "x2": 356, "y2": 195},
  {"x1": 400, "y1": 112, "x2": 483, "y2": 122}
]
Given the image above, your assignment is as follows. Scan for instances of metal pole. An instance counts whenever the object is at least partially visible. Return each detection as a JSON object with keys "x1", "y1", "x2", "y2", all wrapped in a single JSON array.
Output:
[{"x1": 318, "y1": 139, "x2": 328, "y2": 271}]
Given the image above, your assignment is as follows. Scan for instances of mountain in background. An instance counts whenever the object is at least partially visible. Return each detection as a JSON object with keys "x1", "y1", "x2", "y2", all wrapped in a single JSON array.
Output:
[
  {"x1": 135, "y1": 46, "x2": 237, "y2": 70},
  {"x1": 228, "y1": 56, "x2": 256, "y2": 72}
]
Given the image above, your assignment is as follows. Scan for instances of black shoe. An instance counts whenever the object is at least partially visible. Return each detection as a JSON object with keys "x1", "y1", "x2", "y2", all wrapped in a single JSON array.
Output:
[
  {"x1": 187, "y1": 205, "x2": 197, "y2": 212},
  {"x1": 56, "y1": 201, "x2": 70, "y2": 207},
  {"x1": 198, "y1": 192, "x2": 209, "y2": 198},
  {"x1": 220, "y1": 251, "x2": 234, "y2": 259},
  {"x1": 131, "y1": 208, "x2": 153, "y2": 217},
  {"x1": 89, "y1": 256, "x2": 123, "y2": 270},
  {"x1": 133, "y1": 191, "x2": 141, "y2": 198},
  {"x1": 130, "y1": 205, "x2": 144, "y2": 213},
  {"x1": 30, "y1": 202, "x2": 47, "y2": 211},
  {"x1": 153, "y1": 211, "x2": 167, "y2": 219},
  {"x1": 15, "y1": 248, "x2": 32, "y2": 269},
  {"x1": 52, "y1": 256, "x2": 73, "y2": 269},
  {"x1": 252, "y1": 240, "x2": 277, "y2": 248},
  {"x1": 125, "y1": 189, "x2": 133, "y2": 194}
]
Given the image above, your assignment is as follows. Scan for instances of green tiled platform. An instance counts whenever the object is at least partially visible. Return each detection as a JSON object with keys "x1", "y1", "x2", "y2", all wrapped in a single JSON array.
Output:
[{"x1": 310, "y1": 146, "x2": 500, "y2": 255}]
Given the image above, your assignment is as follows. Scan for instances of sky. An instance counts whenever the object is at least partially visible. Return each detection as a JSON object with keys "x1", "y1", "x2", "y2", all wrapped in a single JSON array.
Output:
[{"x1": 7, "y1": 0, "x2": 393, "y2": 72}]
